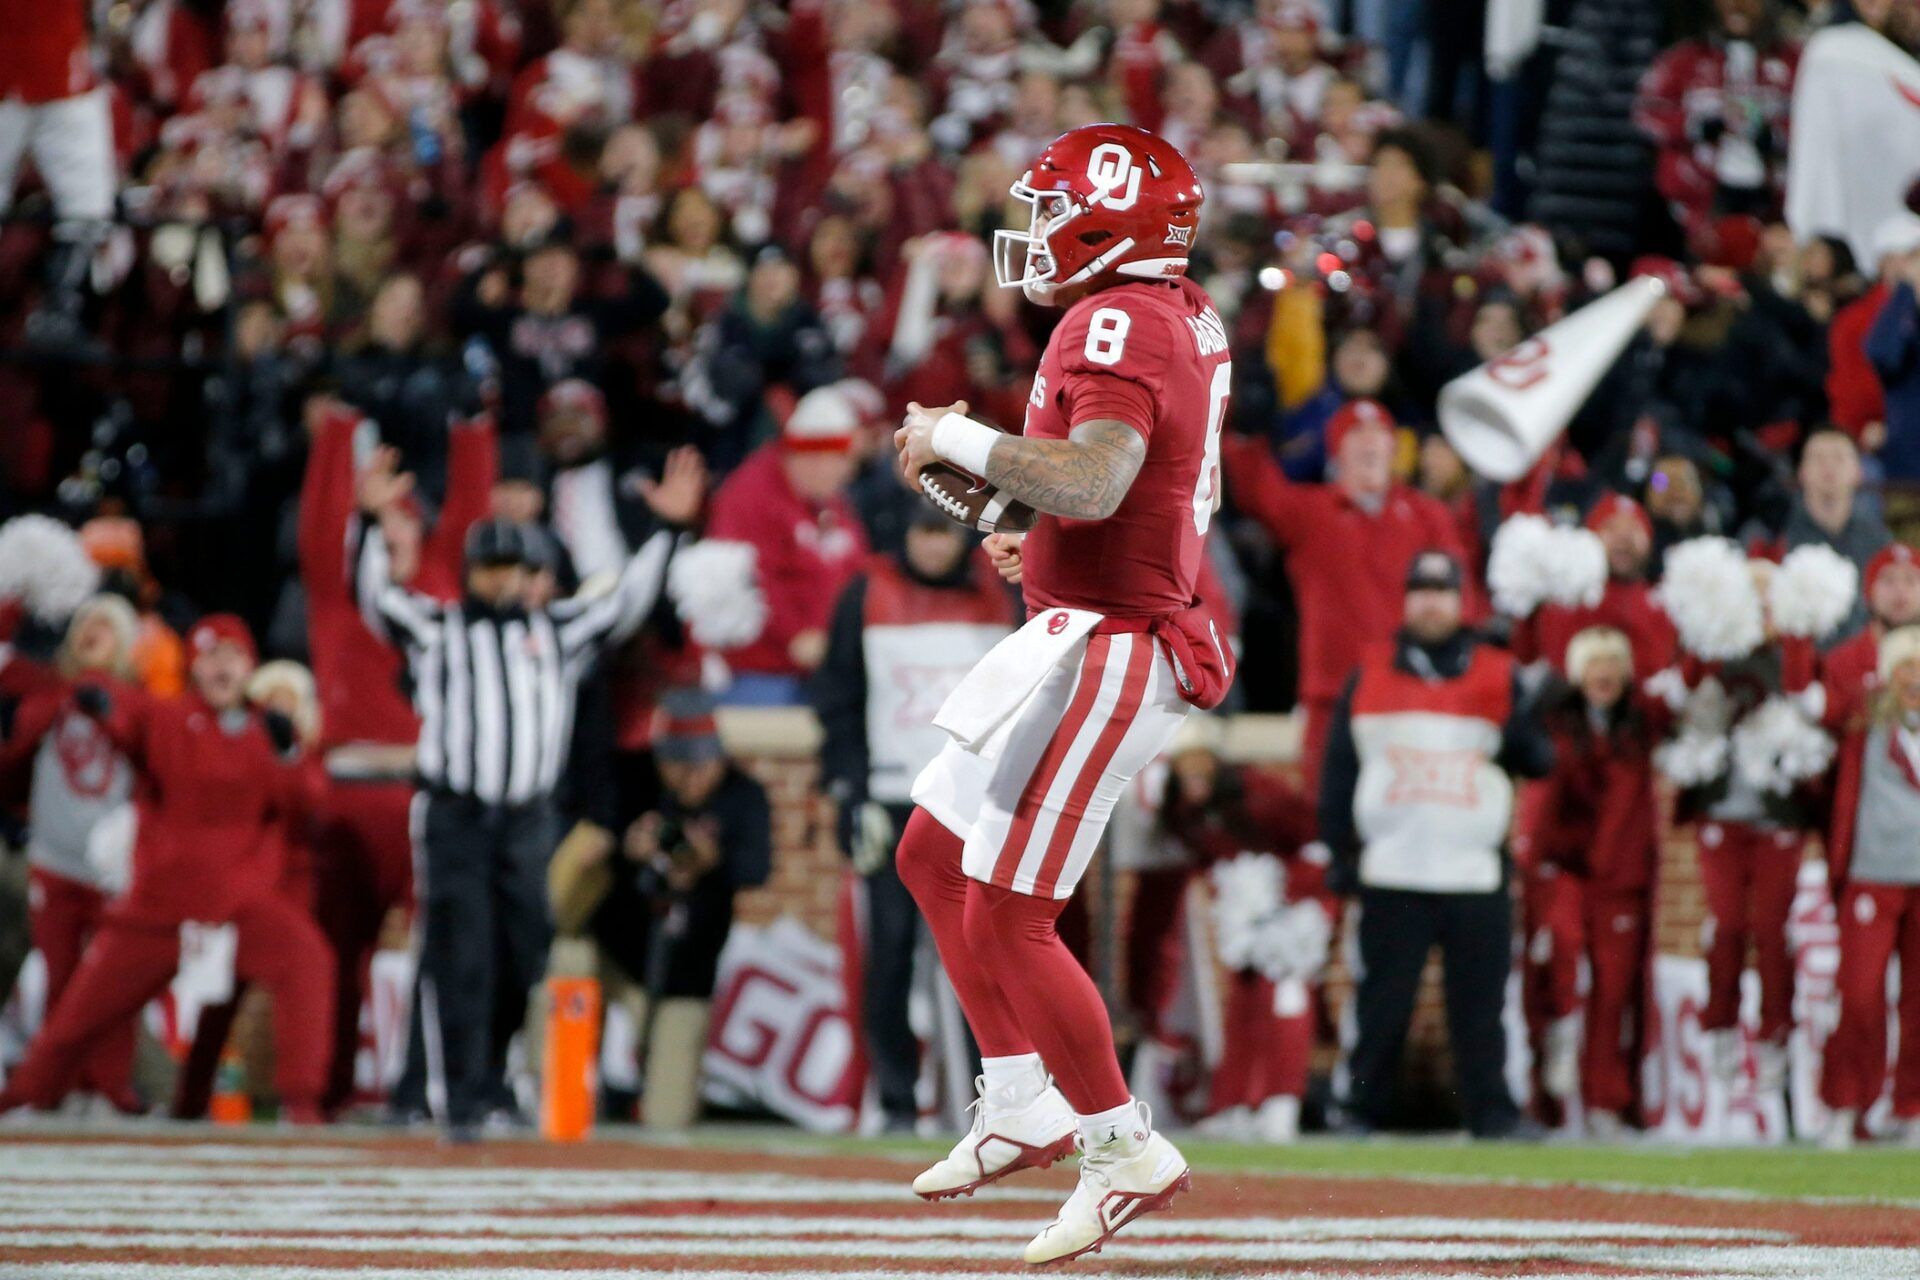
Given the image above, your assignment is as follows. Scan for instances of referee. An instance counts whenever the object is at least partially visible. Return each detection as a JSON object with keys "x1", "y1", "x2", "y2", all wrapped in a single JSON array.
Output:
[{"x1": 351, "y1": 444, "x2": 706, "y2": 1140}]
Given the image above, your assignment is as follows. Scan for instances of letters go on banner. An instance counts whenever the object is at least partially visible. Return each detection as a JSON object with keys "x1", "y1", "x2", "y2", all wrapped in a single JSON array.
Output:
[{"x1": 703, "y1": 916, "x2": 862, "y2": 1133}]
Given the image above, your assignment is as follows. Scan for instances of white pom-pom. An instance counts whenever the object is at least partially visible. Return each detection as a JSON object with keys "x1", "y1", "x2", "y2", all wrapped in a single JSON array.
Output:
[
  {"x1": 0, "y1": 515, "x2": 100, "y2": 625},
  {"x1": 666, "y1": 540, "x2": 767, "y2": 649},
  {"x1": 1551, "y1": 527, "x2": 1609, "y2": 609},
  {"x1": 1249, "y1": 900, "x2": 1333, "y2": 983},
  {"x1": 1208, "y1": 852, "x2": 1284, "y2": 971},
  {"x1": 1767, "y1": 544, "x2": 1859, "y2": 640},
  {"x1": 1487, "y1": 515, "x2": 1607, "y2": 617},
  {"x1": 1654, "y1": 676, "x2": 1733, "y2": 787},
  {"x1": 1655, "y1": 732, "x2": 1730, "y2": 788},
  {"x1": 1488, "y1": 515, "x2": 1558, "y2": 617},
  {"x1": 1731, "y1": 696, "x2": 1836, "y2": 795},
  {"x1": 1656, "y1": 538, "x2": 1764, "y2": 660}
]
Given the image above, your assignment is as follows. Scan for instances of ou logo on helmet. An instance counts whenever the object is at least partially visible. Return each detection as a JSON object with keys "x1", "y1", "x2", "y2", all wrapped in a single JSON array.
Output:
[{"x1": 1086, "y1": 143, "x2": 1141, "y2": 211}]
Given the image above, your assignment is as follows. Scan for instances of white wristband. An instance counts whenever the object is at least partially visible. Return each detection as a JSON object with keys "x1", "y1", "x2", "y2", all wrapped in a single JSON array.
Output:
[{"x1": 931, "y1": 412, "x2": 999, "y2": 477}]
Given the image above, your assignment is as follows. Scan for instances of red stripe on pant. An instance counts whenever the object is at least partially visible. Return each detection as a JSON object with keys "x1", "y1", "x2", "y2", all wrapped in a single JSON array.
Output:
[
  {"x1": 1821, "y1": 883, "x2": 1920, "y2": 1117},
  {"x1": 991, "y1": 635, "x2": 1113, "y2": 892},
  {"x1": 1029, "y1": 636, "x2": 1153, "y2": 897}
]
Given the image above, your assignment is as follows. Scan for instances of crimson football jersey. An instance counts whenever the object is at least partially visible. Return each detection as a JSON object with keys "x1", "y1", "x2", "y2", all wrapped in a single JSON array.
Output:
[{"x1": 1018, "y1": 276, "x2": 1232, "y2": 619}]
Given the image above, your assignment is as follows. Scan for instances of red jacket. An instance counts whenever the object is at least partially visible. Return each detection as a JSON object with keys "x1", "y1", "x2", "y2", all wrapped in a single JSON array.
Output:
[
  {"x1": 1633, "y1": 37, "x2": 1797, "y2": 227},
  {"x1": 0, "y1": 0, "x2": 93, "y2": 103},
  {"x1": 1820, "y1": 627, "x2": 1881, "y2": 890},
  {"x1": 1828, "y1": 285, "x2": 1889, "y2": 438},
  {"x1": 1511, "y1": 578, "x2": 1678, "y2": 679},
  {"x1": 1224, "y1": 434, "x2": 1484, "y2": 705},
  {"x1": 298, "y1": 404, "x2": 493, "y2": 749},
  {"x1": 1514, "y1": 698, "x2": 1662, "y2": 892},
  {"x1": 707, "y1": 444, "x2": 869, "y2": 679},
  {"x1": 93, "y1": 686, "x2": 325, "y2": 927}
]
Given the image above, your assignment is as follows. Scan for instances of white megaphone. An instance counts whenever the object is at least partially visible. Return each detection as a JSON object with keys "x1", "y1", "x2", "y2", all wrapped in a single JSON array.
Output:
[{"x1": 1438, "y1": 275, "x2": 1666, "y2": 482}]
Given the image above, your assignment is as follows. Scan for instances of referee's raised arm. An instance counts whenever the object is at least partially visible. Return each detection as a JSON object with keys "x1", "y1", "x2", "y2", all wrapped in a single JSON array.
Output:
[
  {"x1": 551, "y1": 446, "x2": 709, "y2": 659},
  {"x1": 347, "y1": 445, "x2": 444, "y2": 652}
]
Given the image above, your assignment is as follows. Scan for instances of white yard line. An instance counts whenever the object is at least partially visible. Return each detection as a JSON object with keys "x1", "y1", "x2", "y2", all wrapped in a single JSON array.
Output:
[
  {"x1": 0, "y1": 1210, "x2": 1787, "y2": 1243},
  {"x1": 0, "y1": 1268, "x2": 1784, "y2": 1280},
  {"x1": 3, "y1": 1229, "x2": 1911, "y2": 1273}
]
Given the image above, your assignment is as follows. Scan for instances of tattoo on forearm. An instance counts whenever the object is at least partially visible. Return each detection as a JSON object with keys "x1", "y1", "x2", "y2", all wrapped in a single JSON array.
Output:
[{"x1": 983, "y1": 419, "x2": 1146, "y2": 519}]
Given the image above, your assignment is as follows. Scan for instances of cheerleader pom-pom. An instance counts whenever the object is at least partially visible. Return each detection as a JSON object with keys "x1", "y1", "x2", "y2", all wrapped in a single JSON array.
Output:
[
  {"x1": 1249, "y1": 900, "x2": 1333, "y2": 984},
  {"x1": 1208, "y1": 852, "x2": 1284, "y2": 972},
  {"x1": 1768, "y1": 544, "x2": 1859, "y2": 641},
  {"x1": 1731, "y1": 696, "x2": 1837, "y2": 795},
  {"x1": 1654, "y1": 676, "x2": 1734, "y2": 787},
  {"x1": 666, "y1": 540, "x2": 767, "y2": 649},
  {"x1": 0, "y1": 515, "x2": 100, "y2": 626},
  {"x1": 1655, "y1": 731, "x2": 1730, "y2": 788},
  {"x1": 1488, "y1": 517, "x2": 1610, "y2": 616},
  {"x1": 1550, "y1": 526, "x2": 1609, "y2": 609},
  {"x1": 1657, "y1": 537, "x2": 1764, "y2": 660},
  {"x1": 1487, "y1": 515, "x2": 1560, "y2": 617}
]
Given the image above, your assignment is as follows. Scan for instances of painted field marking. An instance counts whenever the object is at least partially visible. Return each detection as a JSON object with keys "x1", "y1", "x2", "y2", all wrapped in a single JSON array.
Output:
[
  {"x1": 0, "y1": 1210, "x2": 1789, "y2": 1243},
  {"x1": 8, "y1": 1229, "x2": 1917, "y2": 1274}
]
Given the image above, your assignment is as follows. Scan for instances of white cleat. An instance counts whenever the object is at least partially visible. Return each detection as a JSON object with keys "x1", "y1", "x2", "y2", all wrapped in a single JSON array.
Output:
[
  {"x1": 1822, "y1": 1108, "x2": 1859, "y2": 1151},
  {"x1": 1023, "y1": 1109, "x2": 1191, "y2": 1265},
  {"x1": 912, "y1": 1076, "x2": 1077, "y2": 1201}
]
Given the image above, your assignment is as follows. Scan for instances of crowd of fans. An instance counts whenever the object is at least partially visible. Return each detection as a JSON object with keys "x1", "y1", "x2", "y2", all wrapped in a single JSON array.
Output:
[{"x1": 2, "y1": 0, "x2": 1920, "y2": 1143}]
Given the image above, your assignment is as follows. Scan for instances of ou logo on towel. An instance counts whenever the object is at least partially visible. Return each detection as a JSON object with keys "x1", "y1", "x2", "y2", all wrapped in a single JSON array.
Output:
[
  {"x1": 1048, "y1": 611, "x2": 1071, "y2": 635},
  {"x1": 1087, "y1": 144, "x2": 1141, "y2": 211}
]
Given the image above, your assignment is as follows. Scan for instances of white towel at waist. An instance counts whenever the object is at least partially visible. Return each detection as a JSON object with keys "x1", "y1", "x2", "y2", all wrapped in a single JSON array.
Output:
[{"x1": 933, "y1": 607, "x2": 1103, "y2": 752}]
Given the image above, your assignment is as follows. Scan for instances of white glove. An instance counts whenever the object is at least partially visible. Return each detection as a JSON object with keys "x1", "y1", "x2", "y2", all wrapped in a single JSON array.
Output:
[{"x1": 851, "y1": 801, "x2": 896, "y2": 877}]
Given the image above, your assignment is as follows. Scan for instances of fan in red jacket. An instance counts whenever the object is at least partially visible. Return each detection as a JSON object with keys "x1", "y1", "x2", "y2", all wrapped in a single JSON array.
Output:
[
  {"x1": 1819, "y1": 624, "x2": 1920, "y2": 1147},
  {"x1": 1513, "y1": 627, "x2": 1663, "y2": 1136},
  {"x1": 706, "y1": 387, "x2": 871, "y2": 704},
  {"x1": 0, "y1": 596, "x2": 145, "y2": 1114},
  {"x1": 0, "y1": 617, "x2": 336, "y2": 1122},
  {"x1": 1224, "y1": 400, "x2": 1484, "y2": 788},
  {"x1": 0, "y1": 0, "x2": 113, "y2": 220},
  {"x1": 1156, "y1": 714, "x2": 1326, "y2": 1143},
  {"x1": 1511, "y1": 493, "x2": 1678, "y2": 678},
  {"x1": 298, "y1": 399, "x2": 492, "y2": 1108},
  {"x1": 1631, "y1": 9, "x2": 1797, "y2": 234},
  {"x1": 1817, "y1": 544, "x2": 1920, "y2": 1145}
]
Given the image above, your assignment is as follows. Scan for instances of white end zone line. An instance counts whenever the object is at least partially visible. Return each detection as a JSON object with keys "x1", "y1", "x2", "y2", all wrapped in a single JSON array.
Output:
[
  {"x1": 0, "y1": 1211, "x2": 1790, "y2": 1242},
  {"x1": 0, "y1": 1269, "x2": 1789, "y2": 1280},
  {"x1": 7, "y1": 1231, "x2": 1919, "y2": 1273}
]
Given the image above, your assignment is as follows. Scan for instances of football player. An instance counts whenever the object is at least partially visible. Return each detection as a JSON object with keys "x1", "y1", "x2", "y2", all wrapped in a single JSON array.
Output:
[{"x1": 893, "y1": 123, "x2": 1234, "y2": 1264}]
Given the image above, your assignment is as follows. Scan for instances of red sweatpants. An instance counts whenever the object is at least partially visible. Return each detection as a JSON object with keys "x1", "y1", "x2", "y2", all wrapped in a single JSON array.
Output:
[
  {"x1": 1520, "y1": 868, "x2": 1650, "y2": 1115},
  {"x1": 1821, "y1": 883, "x2": 1920, "y2": 1117},
  {"x1": 1696, "y1": 822, "x2": 1803, "y2": 1042},
  {"x1": 27, "y1": 867, "x2": 135, "y2": 1103},
  {"x1": 0, "y1": 894, "x2": 336, "y2": 1111},
  {"x1": 310, "y1": 781, "x2": 415, "y2": 1109},
  {"x1": 1125, "y1": 867, "x2": 1189, "y2": 1042},
  {"x1": 1207, "y1": 971, "x2": 1313, "y2": 1113},
  {"x1": 896, "y1": 808, "x2": 1131, "y2": 1115},
  {"x1": 1298, "y1": 698, "x2": 1337, "y2": 797}
]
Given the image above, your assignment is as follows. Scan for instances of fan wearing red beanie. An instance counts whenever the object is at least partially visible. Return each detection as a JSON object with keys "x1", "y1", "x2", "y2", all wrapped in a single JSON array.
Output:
[
  {"x1": 1224, "y1": 399, "x2": 1485, "y2": 787},
  {"x1": 1512, "y1": 492, "x2": 1678, "y2": 679},
  {"x1": 0, "y1": 615, "x2": 337, "y2": 1122}
]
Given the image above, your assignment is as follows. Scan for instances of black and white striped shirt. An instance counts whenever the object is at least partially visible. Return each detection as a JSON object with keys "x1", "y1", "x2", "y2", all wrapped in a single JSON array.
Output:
[{"x1": 350, "y1": 517, "x2": 681, "y2": 806}]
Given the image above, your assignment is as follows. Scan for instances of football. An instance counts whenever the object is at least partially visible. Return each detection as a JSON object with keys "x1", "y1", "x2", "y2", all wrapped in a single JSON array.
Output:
[{"x1": 918, "y1": 462, "x2": 1039, "y2": 535}]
